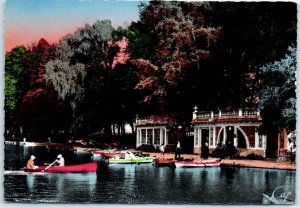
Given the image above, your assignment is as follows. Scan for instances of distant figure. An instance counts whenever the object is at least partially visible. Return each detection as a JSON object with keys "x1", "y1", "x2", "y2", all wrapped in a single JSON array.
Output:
[
  {"x1": 175, "y1": 141, "x2": 181, "y2": 160},
  {"x1": 23, "y1": 137, "x2": 26, "y2": 143},
  {"x1": 125, "y1": 151, "x2": 136, "y2": 160},
  {"x1": 160, "y1": 144, "x2": 165, "y2": 157},
  {"x1": 201, "y1": 142, "x2": 209, "y2": 160},
  {"x1": 215, "y1": 143, "x2": 226, "y2": 159},
  {"x1": 26, "y1": 155, "x2": 38, "y2": 169},
  {"x1": 48, "y1": 137, "x2": 51, "y2": 143},
  {"x1": 55, "y1": 154, "x2": 65, "y2": 166}
]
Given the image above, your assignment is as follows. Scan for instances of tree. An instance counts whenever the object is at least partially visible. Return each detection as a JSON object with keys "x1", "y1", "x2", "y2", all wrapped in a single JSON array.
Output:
[
  {"x1": 258, "y1": 46, "x2": 296, "y2": 134},
  {"x1": 109, "y1": 63, "x2": 140, "y2": 134},
  {"x1": 45, "y1": 20, "x2": 120, "y2": 135},
  {"x1": 15, "y1": 39, "x2": 72, "y2": 140},
  {"x1": 5, "y1": 46, "x2": 29, "y2": 111},
  {"x1": 208, "y1": 1, "x2": 297, "y2": 108},
  {"x1": 122, "y1": 1, "x2": 220, "y2": 116},
  {"x1": 4, "y1": 46, "x2": 30, "y2": 137}
]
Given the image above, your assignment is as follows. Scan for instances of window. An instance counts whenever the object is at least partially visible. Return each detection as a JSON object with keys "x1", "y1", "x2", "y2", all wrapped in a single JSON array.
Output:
[
  {"x1": 147, "y1": 129, "x2": 153, "y2": 144},
  {"x1": 154, "y1": 129, "x2": 160, "y2": 145},
  {"x1": 141, "y1": 129, "x2": 146, "y2": 144}
]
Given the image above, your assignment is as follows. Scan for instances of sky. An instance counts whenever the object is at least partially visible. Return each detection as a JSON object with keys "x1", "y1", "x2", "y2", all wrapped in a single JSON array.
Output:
[{"x1": 4, "y1": 0, "x2": 143, "y2": 52}]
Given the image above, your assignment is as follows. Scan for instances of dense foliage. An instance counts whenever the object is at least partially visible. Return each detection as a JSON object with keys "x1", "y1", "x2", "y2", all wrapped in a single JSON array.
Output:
[
  {"x1": 45, "y1": 20, "x2": 138, "y2": 136},
  {"x1": 4, "y1": 1, "x2": 297, "y2": 141},
  {"x1": 258, "y1": 46, "x2": 296, "y2": 133},
  {"x1": 5, "y1": 46, "x2": 29, "y2": 111}
]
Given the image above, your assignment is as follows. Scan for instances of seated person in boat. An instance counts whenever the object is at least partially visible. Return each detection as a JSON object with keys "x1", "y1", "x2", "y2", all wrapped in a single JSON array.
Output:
[
  {"x1": 55, "y1": 154, "x2": 65, "y2": 166},
  {"x1": 125, "y1": 151, "x2": 136, "y2": 159},
  {"x1": 26, "y1": 155, "x2": 38, "y2": 169}
]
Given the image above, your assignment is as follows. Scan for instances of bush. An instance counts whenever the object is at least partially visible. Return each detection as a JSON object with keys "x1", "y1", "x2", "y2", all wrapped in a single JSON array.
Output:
[
  {"x1": 136, "y1": 144, "x2": 156, "y2": 152},
  {"x1": 245, "y1": 153, "x2": 264, "y2": 160}
]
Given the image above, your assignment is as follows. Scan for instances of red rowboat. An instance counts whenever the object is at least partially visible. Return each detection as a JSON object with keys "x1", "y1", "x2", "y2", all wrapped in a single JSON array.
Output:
[
  {"x1": 24, "y1": 162, "x2": 97, "y2": 173},
  {"x1": 173, "y1": 159, "x2": 223, "y2": 168},
  {"x1": 91, "y1": 150, "x2": 125, "y2": 158}
]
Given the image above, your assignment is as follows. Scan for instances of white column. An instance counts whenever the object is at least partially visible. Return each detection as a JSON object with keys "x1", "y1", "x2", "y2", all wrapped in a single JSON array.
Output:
[
  {"x1": 139, "y1": 129, "x2": 141, "y2": 146},
  {"x1": 238, "y1": 109, "x2": 242, "y2": 116},
  {"x1": 152, "y1": 129, "x2": 155, "y2": 145},
  {"x1": 234, "y1": 126, "x2": 238, "y2": 147},
  {"x1": 212, "y1": 127, "x2": 215, "y2": 147},
  {"x1": 255, "y1": 131, "x2": 259, "y2": 148},
  {"x1": 263, "y1": 135, "x2": 267, "y2": 149},
  {"x1": 136, "y1": 129, "x2": 139, "y2": 147},
  {"x1": 145, "y1": 129, "x2": 148, "y2": 144},
  {"x1": 160, "y1": 128, "x2": 163, "y2": 145},
  {"x1": 263, "y1": 135, "x2": 267, "y2": 157},
  {"x1": 165, "y1": 128, "x2": 167, "y2": 145}
]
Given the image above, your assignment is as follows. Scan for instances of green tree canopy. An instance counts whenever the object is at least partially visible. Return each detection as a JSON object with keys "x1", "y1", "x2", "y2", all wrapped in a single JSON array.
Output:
[
  {"x1": 5, "y1": 46, "x2": 29, "y2": 111},
  {"x1": 258, "y1": 46, "x2": 296, "y2": 134}
]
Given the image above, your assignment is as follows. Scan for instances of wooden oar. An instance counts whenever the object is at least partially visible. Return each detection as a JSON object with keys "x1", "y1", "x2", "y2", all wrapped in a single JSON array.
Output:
[
  {"x1": 4, "y1": 170, "x2": 45, "y2": 175},
  {"x1": 41, "y1": 160, "x2": 57, "y2": 173}
]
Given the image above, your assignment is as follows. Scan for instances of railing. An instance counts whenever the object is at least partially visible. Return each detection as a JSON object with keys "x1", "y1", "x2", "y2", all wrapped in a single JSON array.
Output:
[
  {"x1": 136, "y1": 118, "x2": 154, "y2": 125},
  {"x1": 136, "y1": 118, "x2": 170, "y2": 125},
  {"x1": 193, "y1": 108, "x2": 260, "y2": 120}
]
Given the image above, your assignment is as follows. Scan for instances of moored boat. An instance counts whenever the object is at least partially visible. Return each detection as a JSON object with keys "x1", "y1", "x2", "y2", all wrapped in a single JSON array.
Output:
[
  {"x1": 109, "y1": 156, "x2": 154, "y2": 164},
  {"x1": 24, "y1": 162, "x2": 97, "y2": 173},
  {"x1": 91, "y1": 150, "x2": 126, "y2": 158},
  {"x1": 153, "y1": 158, "x2": 173, "y2": 167},
  {"x1": 173, "y1": 159, "x2": 223, "y2": 168},
  {"x1": 108, "y1": 151, "x2": 154, "y2": 164}
]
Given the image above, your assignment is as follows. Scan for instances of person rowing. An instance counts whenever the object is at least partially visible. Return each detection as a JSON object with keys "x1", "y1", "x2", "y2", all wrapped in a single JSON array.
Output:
[
  {"x1": 55, "y1": 154, "x2": 65, "y2": 166},
  {"x1": 26, "y1": 155, "x2": 38, "y2": 169}
]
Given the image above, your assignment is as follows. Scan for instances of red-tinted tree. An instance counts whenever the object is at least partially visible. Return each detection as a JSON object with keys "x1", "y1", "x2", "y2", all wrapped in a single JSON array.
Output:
[{"x1": 16, "y1": 39, "x2": 72, "y2": 141}]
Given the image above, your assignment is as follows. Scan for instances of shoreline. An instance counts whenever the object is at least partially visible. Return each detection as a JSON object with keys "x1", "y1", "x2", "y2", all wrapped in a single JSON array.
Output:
[
  {"x1": 147, "y1": 152, "x2": 296, "y2": 171},
  {"x1": 4, "y1": 141, "x2": 296, "y2": 171}
]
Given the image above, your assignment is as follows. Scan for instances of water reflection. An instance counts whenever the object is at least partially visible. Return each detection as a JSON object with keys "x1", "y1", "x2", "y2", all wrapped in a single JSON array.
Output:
[
  {"x1": 26, "y1": 175, "x2": 35, "y2": 190},
  {"x1": 24, "y1": 173, "x2": 97, "y2": 203},
  {"x1": 4, "y1": 144, "x2": 296, "y2": 204}
]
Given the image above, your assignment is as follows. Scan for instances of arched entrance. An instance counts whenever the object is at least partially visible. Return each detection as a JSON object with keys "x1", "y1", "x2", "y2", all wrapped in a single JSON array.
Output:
[
  {"x1": 201, "y1": 128, "x2": 209, "y2": 146},
  {"x1": 226, "y1": 126, "x2": 234, "y2": 146},
  {"x1": 217, "y1": 126, "x2": 248, "y2": 148},
  {"x1": 237, "y1": 129, "x2": 247, "y2": 148}
]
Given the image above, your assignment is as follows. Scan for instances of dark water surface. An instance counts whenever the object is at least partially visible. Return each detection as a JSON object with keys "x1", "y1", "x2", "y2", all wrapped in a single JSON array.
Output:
[{"x1": 4, "y1": 144, "x2": 296, "y2": 204}]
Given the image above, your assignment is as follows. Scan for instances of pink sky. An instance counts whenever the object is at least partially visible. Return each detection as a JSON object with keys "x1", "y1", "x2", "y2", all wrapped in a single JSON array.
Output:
[{"x1": 5, "y1": 0, "x2": 141, "y2": 52}]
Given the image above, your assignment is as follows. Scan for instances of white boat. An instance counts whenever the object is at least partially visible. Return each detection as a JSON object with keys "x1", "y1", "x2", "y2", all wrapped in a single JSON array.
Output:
[{"x1": 173, "y1": 159, "x2": 223, "y2": 168}]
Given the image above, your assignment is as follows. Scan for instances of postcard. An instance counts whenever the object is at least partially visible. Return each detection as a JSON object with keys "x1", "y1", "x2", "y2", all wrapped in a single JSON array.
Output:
[{"x1": 2, "y1": 0, "x2": 297, "y2": 206}]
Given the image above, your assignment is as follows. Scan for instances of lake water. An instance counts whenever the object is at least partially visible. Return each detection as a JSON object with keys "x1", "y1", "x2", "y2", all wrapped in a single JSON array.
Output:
[{"x1": 3, "y1": 144, "x2": 296, "y2": 204}]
